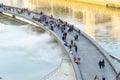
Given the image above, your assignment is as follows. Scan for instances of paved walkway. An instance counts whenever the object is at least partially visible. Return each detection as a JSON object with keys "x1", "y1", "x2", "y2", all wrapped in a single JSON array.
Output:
[
  {"x1": 55, "y1": 27, "x2": 116, "y2": 80},
  {"x1": 0, "y1": 4, "x2": 117, "y2": 80}
]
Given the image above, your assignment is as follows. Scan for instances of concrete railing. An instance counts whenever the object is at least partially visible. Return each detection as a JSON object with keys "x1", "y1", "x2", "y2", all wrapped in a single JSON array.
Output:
[
  {"x1": 0, "y1": 5, "x2": 82, "y2": 80},
  {"x1": 77, "y1": 29, "x2": 118, "y2": 74},
  {"x1": 109, "y1": 55, "x2": 120, "y2": 63},
  {"x1": 40, "y1": 58, "x2": 71, "y2": 80},
  {"x1": 72, "y1": 25, "x2": 118, "y2": 74},
  {"x1": 1, "y1": 4, "x2": 118, "y2": 79}
]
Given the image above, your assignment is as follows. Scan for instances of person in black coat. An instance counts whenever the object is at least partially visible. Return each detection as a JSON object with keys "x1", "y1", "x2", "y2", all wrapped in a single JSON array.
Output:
[
  {"x1": 99, "y1": 60, "x2": 102, "y2": 69},
  {"x1": 101, "y1": 59, "x2": 105, "y2": 68},
  {"x1": 74, "y1": 43, "x2": 78, "y2": 53},
  {"x1": 102, "y1": 77, "x2": 105, "y2": 80}
]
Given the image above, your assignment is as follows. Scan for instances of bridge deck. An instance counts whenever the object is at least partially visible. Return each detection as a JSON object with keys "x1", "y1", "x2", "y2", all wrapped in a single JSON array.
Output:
[
  {"x1": 54, "y1": 26, "x2": 116, "y2": 80},
  {"x1": 0, "y1": 5, "x2": 117, "y2": 80}
]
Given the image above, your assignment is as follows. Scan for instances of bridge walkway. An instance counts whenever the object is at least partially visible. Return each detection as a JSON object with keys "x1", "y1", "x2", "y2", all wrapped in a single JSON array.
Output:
[
  {"x1": 53, "y1": 25, "x2": 116, "y2": 80},
  {"x1": 0, "y1": 5, "x2": 117, "y2": 80}
]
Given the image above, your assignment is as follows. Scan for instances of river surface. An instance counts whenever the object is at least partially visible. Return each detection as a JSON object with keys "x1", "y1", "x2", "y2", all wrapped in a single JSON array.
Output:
[
  {"x1": 2, "y1": 0, "x2": 120, "y2": 59},
  {"x1": 0, "y1": 13, "x2": 66, "y2": 80},
  {"x1": 0, "y1": 0, "x2": 120, "y2": 76}
]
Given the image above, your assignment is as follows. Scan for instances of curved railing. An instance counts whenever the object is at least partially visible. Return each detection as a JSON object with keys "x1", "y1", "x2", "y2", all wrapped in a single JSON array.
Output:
[
  {"x1": 2, "y1": 4, "x2": 118, "y2": 80},
  {"x1": 109, "y1": 55, "x2": 120, "y2": 63},
  {"x1": 0, "y1": 4, "x2": 82, "y2": 80},
  {"x1": 40, "y1": 58, "x2": 71, "y2": 80}
]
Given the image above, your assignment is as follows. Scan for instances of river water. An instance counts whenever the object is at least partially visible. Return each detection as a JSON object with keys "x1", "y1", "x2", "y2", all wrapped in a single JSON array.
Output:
[
  {"x1": 0, "y1": 0, "x2": 120, "y2": 79},
  {"x1": 2, "y1": 0, "x2": 119, "y2": 59},
  {"x1": 0, "y1": 13, "x2": 65, "y2": 80}
]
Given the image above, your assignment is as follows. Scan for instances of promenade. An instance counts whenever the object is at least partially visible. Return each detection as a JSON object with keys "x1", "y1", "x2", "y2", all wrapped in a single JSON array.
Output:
[{"x1": 0, "y1": 4, "x2": 117, "y2": 80}]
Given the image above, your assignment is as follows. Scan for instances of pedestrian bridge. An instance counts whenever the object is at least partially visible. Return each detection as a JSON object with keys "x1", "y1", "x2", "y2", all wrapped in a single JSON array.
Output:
[{"x1": 0, "y1": 4, "x2": 119, "y2": 80}]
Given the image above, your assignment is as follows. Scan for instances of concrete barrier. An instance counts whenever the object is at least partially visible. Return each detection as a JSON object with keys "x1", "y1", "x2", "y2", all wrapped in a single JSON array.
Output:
[
  {"x1": 110, "y1": 55, "x2": 120, "y2": 63},
  {"x1": 79, "y1": 30, "x2": 118, "y2": 74},
  {"x1": 71, "y1": 25, "x2": 118, "y2": 74}
]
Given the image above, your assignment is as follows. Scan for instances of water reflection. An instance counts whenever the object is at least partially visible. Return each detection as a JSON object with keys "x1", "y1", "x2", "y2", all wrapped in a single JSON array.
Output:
[{"x1": 3, "y1": 0, "x2": 120, "y2": 57}]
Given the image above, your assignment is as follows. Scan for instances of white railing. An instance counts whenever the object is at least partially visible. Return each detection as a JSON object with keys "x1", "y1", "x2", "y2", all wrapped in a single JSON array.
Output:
[{"x1": 40, "y1": 58, "x2": 71, "y2": 80}]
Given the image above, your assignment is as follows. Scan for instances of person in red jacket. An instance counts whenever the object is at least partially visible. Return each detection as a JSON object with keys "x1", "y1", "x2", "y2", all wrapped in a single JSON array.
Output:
[{"x1": 74, "y1": 57, "x2": 77, "y2": 62}]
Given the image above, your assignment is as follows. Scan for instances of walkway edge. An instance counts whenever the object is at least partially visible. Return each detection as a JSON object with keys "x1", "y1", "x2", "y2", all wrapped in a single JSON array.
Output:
[
  {"x1": 79, "y1": 29, "x2": 118, "y2": 74},
  {"x1": 0, "y1": 9, "x2": 83, "y2": 80}
]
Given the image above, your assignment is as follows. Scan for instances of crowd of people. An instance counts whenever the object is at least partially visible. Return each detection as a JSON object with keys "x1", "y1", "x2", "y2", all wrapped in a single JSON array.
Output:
[
  {"x1": 0, "y1": 3, "x2": 118, "y2": 80},
  {"x1": 0, "y1": 3, "x2": 81, "y2": 63}
]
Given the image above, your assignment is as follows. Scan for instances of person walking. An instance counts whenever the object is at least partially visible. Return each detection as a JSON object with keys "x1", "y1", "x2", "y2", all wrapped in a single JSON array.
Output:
[
  {"x1": 74, "y1": 34, "x2": 78, "y2": 41},
  {"x1": 98, "y1": 60, "x2": 102, "y2": 69},
  {"x1": 69, "y1": 45, "x2": 72, "y2": 50},
  {"x1": 74, "y1": 43, "x2": 78, "y2": 53},
  {"x1": 102, "y1": 77, "x2": 105, "y2": 80},
  {"x1": 50, "y1": 25, "x2": 54, "y2": 31},
  {"x1": 78, "y1": 29, "x2": 81, "y2": 35},
  {"x1": 70, "y1": 39, "x2": 74, "y2": 46},
  {"x1": 94, "y1": 75, "x2": 99, "y2": 80},
  {"x1": 101, "y1": 59, "x2": 105, "y2": 68},
  {"x1": 62, "y1": 31, "x2": 67, "y2": 41},
  {"x1": 74, "y1": 56, "x2": 77, "y2": 62},
  {"x1": 64, "y1": 41, "x2": 68, "y2": 47}
]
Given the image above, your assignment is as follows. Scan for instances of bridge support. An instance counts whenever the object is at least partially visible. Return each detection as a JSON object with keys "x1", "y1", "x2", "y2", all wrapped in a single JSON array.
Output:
[{"x1": 12, "y1": 15, "x2": 15, "y2": 18}]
